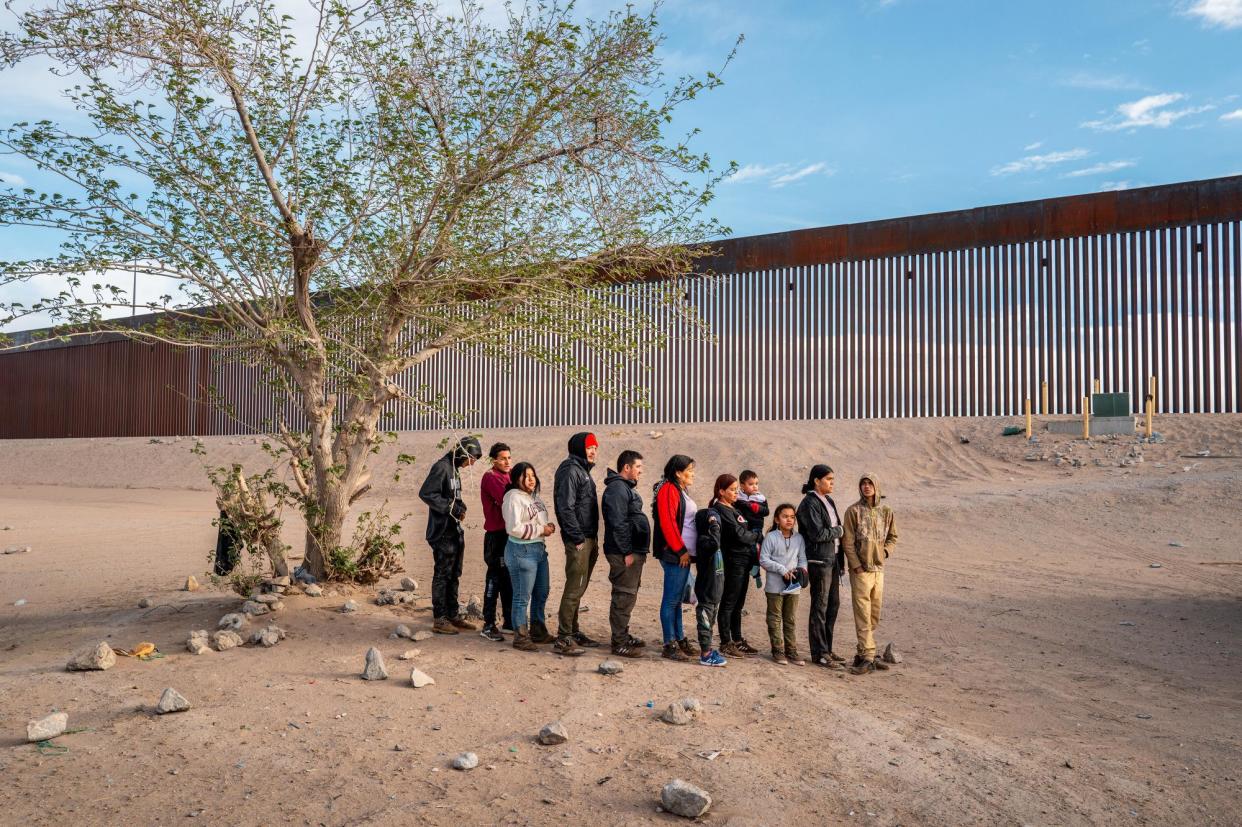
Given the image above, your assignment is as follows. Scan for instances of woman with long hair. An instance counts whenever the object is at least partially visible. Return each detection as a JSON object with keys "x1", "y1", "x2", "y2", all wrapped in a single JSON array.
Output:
[
  {"x1": 652, "y1": 454, "x2": 698, "y2": 662},
  {"x1": 795, "y1": 464, "x2": 846, "y2": 668},
  {"x1": 712, "y1": 474, "x2": 761, "y2": 660},
  {"x1": 501, "y1": 462, "x2": 557, "y2": 652}
]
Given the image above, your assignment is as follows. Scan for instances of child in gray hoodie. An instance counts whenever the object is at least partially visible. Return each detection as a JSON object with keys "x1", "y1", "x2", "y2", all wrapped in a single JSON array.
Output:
[{"x1": 758, "y1": 503, "x2": 808, "y2": 665}]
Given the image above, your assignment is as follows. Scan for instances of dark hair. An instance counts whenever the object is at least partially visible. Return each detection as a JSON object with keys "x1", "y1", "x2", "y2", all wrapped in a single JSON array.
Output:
[
  {"x1": 616, "y1": 450, "x2": 643, "y2": 472},
  {"x1": 454, "y1": 436, "x2": 483, "y2": 466},
  {"x1": 768, "y1": 502, "x2": 797, "y2": 534},
  {"x1": 710, "y1": 473, "x2": 738, "y2": 506},
  {"x1": 739, "y1": 469, "x2": 758, "y2": 484},
  {"x1": 662, "y1": 455, "x2": 695, "y2": 489},
  {"x1": 508, "y1": 462, "x2": 540, "y2": 494},
  {"x1": 488, "y1": 442, "x2": 510, "y2": 459},
  {"x1": 800, "y1": 463, "x2": 834, "y2": 495}
]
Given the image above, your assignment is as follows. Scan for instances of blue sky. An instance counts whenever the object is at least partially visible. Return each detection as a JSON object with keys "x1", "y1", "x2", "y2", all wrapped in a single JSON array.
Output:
[{"x1": 1, "y1": 0, "x2": 1241, "y2": 327}]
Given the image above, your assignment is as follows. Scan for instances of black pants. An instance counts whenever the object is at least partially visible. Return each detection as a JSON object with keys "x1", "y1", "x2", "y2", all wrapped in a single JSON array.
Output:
[
  {"x1": 483, "y1": 529, "x2": 514, "y2": 629},
  {"x1": 430, "y1": 529, "x2": 465, "y2": 620},
  {"x1": 807, "y1": 560, "x2": 841, "y2": 659},
  {"x1": 717, "y1": 551, "x2": 753, "y2": 646}
]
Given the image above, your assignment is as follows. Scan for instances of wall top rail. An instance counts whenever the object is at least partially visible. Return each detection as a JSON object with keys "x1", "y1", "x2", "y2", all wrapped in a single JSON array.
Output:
[{"x1": 697, "y1": 174, "x2": 1242, "y2": 275}]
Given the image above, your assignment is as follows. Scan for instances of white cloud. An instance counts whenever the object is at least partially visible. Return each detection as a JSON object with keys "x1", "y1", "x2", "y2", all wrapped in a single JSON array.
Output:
[
  {"x1": 1082, "y1": 92, "x2": 1214, "y2": 131},
  {"x1": 1024, "y1": 141, "x2": 1044, "y2": 151},
  {"x1": 1063, "y1": 159, "x2": 1137, "y2": 178},
  {"x1": 1098, "y1": 181, "x2": 1132, "y2": 192},
  {"x1": 724, "y1": 163, "x2": 783, "y2": 184},
  {"x1": 771, "y1": 162, "x2": 833, "y2": 188},
  {"x1": 1062, "y1": 71, "x2": 1147, "y2": 91},
  {"x1": 1184, "y1": 0, "x2": 1242, "y2": 28},
  {"x1": 0, "y1": 171, "x2": 27, "y2": 187},
  {"x1": 990, "y1": 148, "x2": 1090, "y2": 177},
  {"x1": 1221, "y1": 108, "x2": 1242, "y2": 121}
]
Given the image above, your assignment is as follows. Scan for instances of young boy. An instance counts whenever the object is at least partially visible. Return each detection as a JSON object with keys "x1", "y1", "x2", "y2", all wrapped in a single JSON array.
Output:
[
  {"x1": 841, "y1": 472, "x2": 898, "y2": 674},
  {"x1": 723, "y1": 470, "x2": 769, "y2": 653}
]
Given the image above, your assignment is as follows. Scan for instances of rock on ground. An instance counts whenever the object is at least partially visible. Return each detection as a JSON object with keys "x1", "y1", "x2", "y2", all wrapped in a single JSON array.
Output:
[
  {"x1": 27, "y1": 712, "x2": 68, "y2": 742},
  {"x1": 660, "y1": 701, "x2": 693, "y2": 726},
  {"x1": 411, "y1": 630, "x2": 432, "y2": 642},
  {"x1": 252, "y1": 593, "x2": 280, "y2": 605},
  {"x1": 394, "y1": 624, "x2": 413, "y2": 639},
  {"x1": 679, "y1": 697, "x2": 703, "y2": 716},
  {"x1": 240, "y1": 600, "x2": 269, "y2": 616},
  {"x1": 211, "y1": 630, "x2": 244, "y2": 651},
  {"x1": 303, "y1": 584, "x2": 323, "y2": 597},
  {"x1": 465, "y1": 595, "x2": 483, "y2": 619},
  {"x1": 399, "y1": 649, "x2": 421, "y2": 660},
  {"x1": 137, "y1": 597, "x2": 152, "y2": 609},
  {"x1": 250, "y1": 625, "x2": 286, "y2": 647},
  {"x1": 538, "y1": 721, "x2": 569, "y2": 745},
  {"x1": 3, "y1": 544, "x2": 31, "y2": 554},
  {"x1": 362, "y1": 647, "x2": 388, "y2": 680},
  {"x1": 598, "y1": 660, "x2": 624, "y2": 675},
  {"x1": 341, "y1": 600, "x2": 358, "y2": 613},
  {"x1": 184, "y1": 575, "x2": 199, "y2": 591},
  {"x1": 217, "y1": 613, "x2": 246, "y2": 632},
  {"x1": 155, "y1": 688, "x2": 190, "y2": 714},
  {"x1": 410, "y1": 668, "x2": 435, "y2": 688},
  {"x1": 67, "y1": 641, "x2": 116, "y2": 671},
  {"x1": 882, "y1": 643, "x2": 902, "y2": 664},
  {"x1": 186, "y1": 630, "x2": 211, "y2": 655},
  {"x1": 661, "y1": 779, "x2": 712, "y2": 818},
  {"x1": 376, "y1": 589, "x2": 416, "y2": 606},
  {"x1": 400, "y1": 576, "x2": 418, "y2": 591},
  {"x1": 451, "y1": 752, "x2": 479, "y2": 770}
]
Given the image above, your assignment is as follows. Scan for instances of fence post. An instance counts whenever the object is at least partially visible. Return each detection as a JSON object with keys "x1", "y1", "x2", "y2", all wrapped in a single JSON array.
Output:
[
  {"x1": 1041, "y1": 381, "x2": 1048, "y2": 416},
  {"x1": 1082, "y1": 396, "x2": 1090, "y2": 440},
  {"x1": 1025, "y1": 398, "x2": 1032, "y2": 439}
]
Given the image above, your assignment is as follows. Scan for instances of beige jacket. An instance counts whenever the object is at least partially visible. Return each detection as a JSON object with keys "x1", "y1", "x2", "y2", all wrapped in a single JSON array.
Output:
[{"x1": 841, "y1": 472, "x2": 898, "y2": 572}]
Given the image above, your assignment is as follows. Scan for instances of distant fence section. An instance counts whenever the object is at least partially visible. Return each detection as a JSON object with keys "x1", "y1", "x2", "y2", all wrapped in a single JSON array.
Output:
[{"x1": 3, "y1": 175, "x2": 1241, "y2": 438}]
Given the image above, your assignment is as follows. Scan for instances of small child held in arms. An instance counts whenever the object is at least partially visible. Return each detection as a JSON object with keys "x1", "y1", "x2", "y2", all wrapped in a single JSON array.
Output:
[
  {"x1": 759, "y1": 503, "x2": 808, "y2": 665},
  {"x1": 736, "y1": 470, "x2": 769, "y2": 591}
]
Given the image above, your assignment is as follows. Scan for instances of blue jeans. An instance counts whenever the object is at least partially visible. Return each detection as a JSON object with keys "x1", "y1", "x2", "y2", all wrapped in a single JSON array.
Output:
[
  {"x1": 660, "y1": 559, "x2": 690, "y2": 644},
  {"x1": 505, "y1": 539, "x2": 549, "y2": 629}
]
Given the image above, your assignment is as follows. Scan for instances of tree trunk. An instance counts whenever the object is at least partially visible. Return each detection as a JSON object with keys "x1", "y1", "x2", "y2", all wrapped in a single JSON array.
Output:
[{"x1": 303, "y1": 486, "x2": 348, "y2": 580}]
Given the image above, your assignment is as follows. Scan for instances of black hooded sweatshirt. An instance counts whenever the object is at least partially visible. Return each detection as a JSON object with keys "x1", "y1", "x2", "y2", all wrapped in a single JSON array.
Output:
[
  {"x1": 553, "y1": 432, "x2": 599, "y2": 546},
  {"x1": 418, "y1": 437, "x2": 481, "y2": 542},
  {"x1": 601, "y1": 469, "x2": 650, "y2": 557}
]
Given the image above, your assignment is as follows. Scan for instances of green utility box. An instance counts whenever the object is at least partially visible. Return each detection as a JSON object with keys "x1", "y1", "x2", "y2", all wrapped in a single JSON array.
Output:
[{"x1": 1092, "y1": 392, "x2": 1131, "y2": 417}]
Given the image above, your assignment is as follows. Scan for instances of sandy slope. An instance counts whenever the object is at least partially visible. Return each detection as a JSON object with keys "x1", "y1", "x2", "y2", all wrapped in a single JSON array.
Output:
[{"x1": 0, "y1": 415, "x2": 1239, "y2": 826}]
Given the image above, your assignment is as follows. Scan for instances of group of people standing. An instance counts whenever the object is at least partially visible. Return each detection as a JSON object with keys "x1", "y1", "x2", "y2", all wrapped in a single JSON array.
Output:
[{"x1": 417, "y1": 432, "x2": 898, "y2": 674}]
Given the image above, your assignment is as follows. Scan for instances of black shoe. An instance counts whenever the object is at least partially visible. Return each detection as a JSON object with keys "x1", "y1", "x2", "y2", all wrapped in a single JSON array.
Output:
[
  {"x1": 479, "y1": 624, "x2": 505, "y2": 642},
  {"x1": 872, "y1": 658, "x2": 890, "y2": 671},
  {"x1": 611, "y1": 643, "x2": 644, "y2": 658},
  {"x1": 626, "y1": 634, "x2": 647, "y2": 649},
  {"x1": 573, "y1": 632, "x2": 601, "y2": 648},
  {"x1": 850, "y1": 659, "x2": 876, "y2": 675}
]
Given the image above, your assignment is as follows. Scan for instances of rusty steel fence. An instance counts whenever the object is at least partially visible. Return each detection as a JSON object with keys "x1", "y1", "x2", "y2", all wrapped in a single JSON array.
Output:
[{"x1": 3, "y1": 175, "x2": 1241, "y2": 438}]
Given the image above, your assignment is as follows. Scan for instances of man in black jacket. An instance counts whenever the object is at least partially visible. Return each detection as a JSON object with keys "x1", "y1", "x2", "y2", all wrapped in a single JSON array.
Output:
[
  {"x1": 552, "y1": 432, "x2": 601, "y2": 655},
  {"x1": 601, "y1": 450, "x2": 650, "y2": 657},
  {"x1": 419, "y1": 436, "x2": 483, "y2": 634},
  {"x1": 796, "y1": 464, "x2": 846, "y2": 668}
]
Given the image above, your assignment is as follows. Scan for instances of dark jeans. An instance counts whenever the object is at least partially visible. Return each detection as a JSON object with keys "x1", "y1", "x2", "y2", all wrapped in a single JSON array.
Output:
[
  {"x1": 430, "y1": 529, "x2": 465, "y2": 620},
  {"x1": 695, "y1": 552, "x2": 725, "y2": 652},
  {"x1": 606, "y1": 553, "x2": 646, "y2": 647},
  {"x1": 807, "y1": 560, "x2": 842, "y2": 659},
  {"x1": 717, "y1": 551, "x2": 753, "y2": 645},
  {"x1": 483, "y1": 529, "x2": 514, "y2": 630}
]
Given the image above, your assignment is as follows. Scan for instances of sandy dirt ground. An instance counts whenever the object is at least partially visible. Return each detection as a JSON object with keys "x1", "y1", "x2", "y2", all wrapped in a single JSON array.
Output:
[{"x1": 0, "y1": 414, "x2": 1239, "y2": 826}]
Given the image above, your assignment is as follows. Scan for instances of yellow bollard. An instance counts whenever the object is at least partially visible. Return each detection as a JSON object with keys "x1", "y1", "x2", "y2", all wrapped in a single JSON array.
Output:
[
  {"x1": 1145, "y1": 398, "x2": 1154, "y2": 439},
  {"x1": 1082, "y1": 396, "x2": 1090, "y2": 440},
  {"x1": 1149, "y1": 375, "x2": 1157, "y2": 413},
  {"x1": 1041, "y1": 381, "x2": 1048, "y2": 415},
  {"x1": 1093, "y1": 378, "x2": 1101, "y2": 394},
  {"x1": 1025, "y1": 398, "x2": 1033, "y2": 438}
]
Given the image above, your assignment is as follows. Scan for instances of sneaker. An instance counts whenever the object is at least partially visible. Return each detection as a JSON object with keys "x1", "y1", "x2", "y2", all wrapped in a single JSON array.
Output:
[
  {"x1": 676, "y1": 638, "x2": 695, "y2": 657},
  {"x1": 772, "y1": 651, "x2": 789, "y2": 665},
  {"x1": 828, "y1": 651, "x2": 847, "y2": 663},
  {"x1": 626, "y1": 635, "x2": 647, "y2": 649},
  {"x1": 850, "y1": 659, "x2": 876, "y2": 675},
  {"x1": 785, "y1": 649, "x2": 807, "y2": 666},
  {"x1": 479, "y1": 624, "x2": 505, "y2": 642},
  {"x1": 573, "y1": 631, "x2": 601, "y2": 648},
  {"x1": 699, "y1": 650, "x2": 728, "y2": 667},
  {"x1": 736, "y1": 639, "x2": 760, "y2": 655},
  {"x1": 512, "y1": 627, "x2": 538, "y2": 652},
  {"x1": 813, "y1": 655, "x2": 842, "y2": 670},
  {"x1": 610, "y1": 643, "x2": 644, "y2": 659},
  {"x1": 719, "y1": 641, "x2": 744, "y2": 659},
  {"x1": 450, "y1": 616, "x2": 479, "y2": 631},
  {"x1": 662, "y1": 642, "x2": 691, "y2": 662},
  {"x1": 432, "y1": 618, "x2": 458, "y2": 635},
  {"x1": 553, "y1": 636, "x2": 585, "y2": 657}
]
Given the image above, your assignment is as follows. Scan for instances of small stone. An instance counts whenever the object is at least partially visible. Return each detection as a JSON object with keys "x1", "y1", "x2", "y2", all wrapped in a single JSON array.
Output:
[
  {"x1": 253, "y1": 593, "x2": 280, "y2": 605},
  {"x1": 1063, "y1": 759, "x2": 1074, "y2": 769},
  {"x1": 1136, "y1": 713, "x2": 1152, "y2": 719},
  {"x1": 661, "y1": 701, "x2": 693, "y2": 726},
  {"x1": 410, "y1": 668, "x2": 435, "y2": 688},
  {"x1": 184, "y1": 576, "x2": 199, "y2": 592},
  {"x1": 882, "y1": 643, "x2": 902, "y2": 664},
  {"x1": 13, "y1": 598, "x2": 27, "y2": 607},
  {"x1": 211, "y1": 630, "x2": 244, "y2": 651},
  {"x1": 249, "y1": 625, "x2": 286, "y2": 647},
  {"x1": 1149, "y1": 563, "x2": 1163, "y2": 569},
  {"x1": 394, "y1": 744, "x2": 407, "y2": 752},
  {"x1": 3, "y1": 544, "x2": 31, "y2": 554},
  {"x1": 538, "y1": 722, "x2": 569, "y2": 745},
  {"x1": 67, "y1": 641, "x2": 116, "y2": 671},
  {"x1": 399, "y1": 649, "x2": 421, "y2": 660},
  {"x1": 362, "y1": 647, "x2": 388, "y2": 680},
  {"x1": 217, "y1": 613, "x2": 246, "y2": 632},
  {"x1": 240, "y1": 601, "x2": 269, "y2": 616},
  {"x1": 598, "y1": 660, "x2": 624, "y2": 675},
  {"x1": 186, "y1": 630, "x2": 211, "y2": 655},
  {"x1": 137, "y1": 597, "x2": 153, "y2": 609},
  {"x1": 465, "y1": 595, "x2": 483, "y2": 619},
  {"x1": 400, "y1": 576, "x2": 418, "y2": 591},
  {"x1": 679, "y1": 697, "x2": 702, "y2": 716},
  {"x1": 156, "y1": 687, "x2": 190, "y2": 714},
  {"x1": 375, "y1": 590, "x2": 396, "y2": 606},
  {"x1": 451, "y1": 752, "x2": 478, "y2": 770},
  {"x1": 411, "y1": 630, "x2": 432, "y2": 642},
  {"x1": 395, "y1": 624, "x2": 413, "y2": 639},
  {"x1": 269, "y1": 600, "x2": 285, "y2": 612},
  {"x1": 1168, "y1": 541, "x2": 1184, "y2": 548},
  {"x1": 660, "y1": 779, "x2": 712, "y2": 818},
  {"x1": 27, "y1": 712, "x2": 68, "y2": 742},
  {"x1": 341, "y1": 600, "x2": 358, "y2": 613},
  {"x1": 303, "y1": 584, "x2": 323, "y2": 597}
]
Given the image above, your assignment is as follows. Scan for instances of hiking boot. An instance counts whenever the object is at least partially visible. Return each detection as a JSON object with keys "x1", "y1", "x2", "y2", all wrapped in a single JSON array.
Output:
[
  {"x1": 850, "y1": 658, "x2": 876, "y2": 675},
  {"x1": 676, "y1": 638, "x2": 695, "y2": 657},
  {"x1": 772, "y1": 651, "x2": 789, "y2": 665},
  {"x1": 813, "y1": 655, "x2": 842, "y2": 670},
  {"x1": 529, "y1": 621, "x2": 555, "y2": 644},
  {"x1": 736, "y1": 639, "x2": 760, "y2": 655},
  {"x1": 662, "y1": 642, "x2": 691, "y2": 662},
  {"x1": 573, "y1": 631, "x2": 601, "y2": 648},
  {"x1": 479, "y1": 624, "x2": 505, "y2": 642},
  {"x1": 698, "y1": 650, "x2": 727, "y2": 667},
  {"x1": 450, "y1": 616, "x2": 478, "y2": 631},
  {"x1": 553, "y1": 636, "x2": 585, "y2": 657},
  {"x1": 828, "y1": 651, "x2": 847, "y2": 663},
  {"x1": 512, "y1": 626, "x2": 538, "y2": 652},
  {"x1": 872, "y1": 657, "x2": 890, "y2": 671},
  {"x1": 611, "y1": 642, "x2": 644, "y2": 659},
  {"x1": 719, "y1": 641, "x2": 744, "y2": 659},
  {"x1": 432, "y1": 618, "x2": 459, "y2": 635},
  {"x1": 785, "y1": 647, "x2": 806, "y2": 666}
]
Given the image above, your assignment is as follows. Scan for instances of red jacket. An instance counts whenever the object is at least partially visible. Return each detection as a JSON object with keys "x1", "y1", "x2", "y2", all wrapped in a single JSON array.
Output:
[
  {"x1": 654, "y1": 481, "x2": 687, "y2": 563},
  {"x1": 480, "y1": 468, "x2": 509, "y2": 533}
]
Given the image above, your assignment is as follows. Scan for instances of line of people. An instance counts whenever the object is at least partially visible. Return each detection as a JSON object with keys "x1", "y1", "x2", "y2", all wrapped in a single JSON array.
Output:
[{"x1": 418, "y1": 432, "x2": 898, "y2": 674}]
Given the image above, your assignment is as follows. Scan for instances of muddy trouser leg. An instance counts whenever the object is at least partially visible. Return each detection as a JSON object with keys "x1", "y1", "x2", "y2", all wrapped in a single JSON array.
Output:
[
  {"x1": 606, "y1": 553, "x2": 645, "y2": 648},
  {"x1": 694, "y1": 560, "x2": 722, "y2": 653},
  {"x1": 807, "y1": 561, "x2": 830, "y2": 660},
  {"x1": 557, "y1": 538, "x2": 598, "y2": 638}
]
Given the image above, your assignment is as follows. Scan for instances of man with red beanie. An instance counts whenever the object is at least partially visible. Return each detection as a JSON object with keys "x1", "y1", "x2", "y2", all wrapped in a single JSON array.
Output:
[{"x1": 552, "y1": 432, "x2": 601, "y2": 656}]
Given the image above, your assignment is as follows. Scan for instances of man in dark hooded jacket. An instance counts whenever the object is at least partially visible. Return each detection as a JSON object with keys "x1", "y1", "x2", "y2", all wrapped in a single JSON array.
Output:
[
  {"x1": 552, "y1": 432, "x2": 601, "y2": 655},
  {"x1": 419, "y1": 435, "x2": 483, "y2": 634},
  {"x1": 601, "y1": 450, "x2": 650, "y2": 657}
]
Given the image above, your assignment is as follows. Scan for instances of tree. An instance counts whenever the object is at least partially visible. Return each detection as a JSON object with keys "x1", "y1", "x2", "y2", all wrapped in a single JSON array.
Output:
[{"x1": 0, "y1": 0, "x2": 731, "y2": 579}]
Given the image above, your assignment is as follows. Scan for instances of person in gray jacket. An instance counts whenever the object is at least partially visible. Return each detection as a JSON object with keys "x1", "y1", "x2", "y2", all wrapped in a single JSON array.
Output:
[{"x1": 759, "y1": 503, "x2": 808, "y2": 665}]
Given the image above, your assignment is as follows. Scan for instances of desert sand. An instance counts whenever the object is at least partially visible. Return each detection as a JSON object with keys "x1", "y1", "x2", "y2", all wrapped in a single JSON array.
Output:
[{"x1": 1, "y1": 414, "x2": 1240, "y2": 826}]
